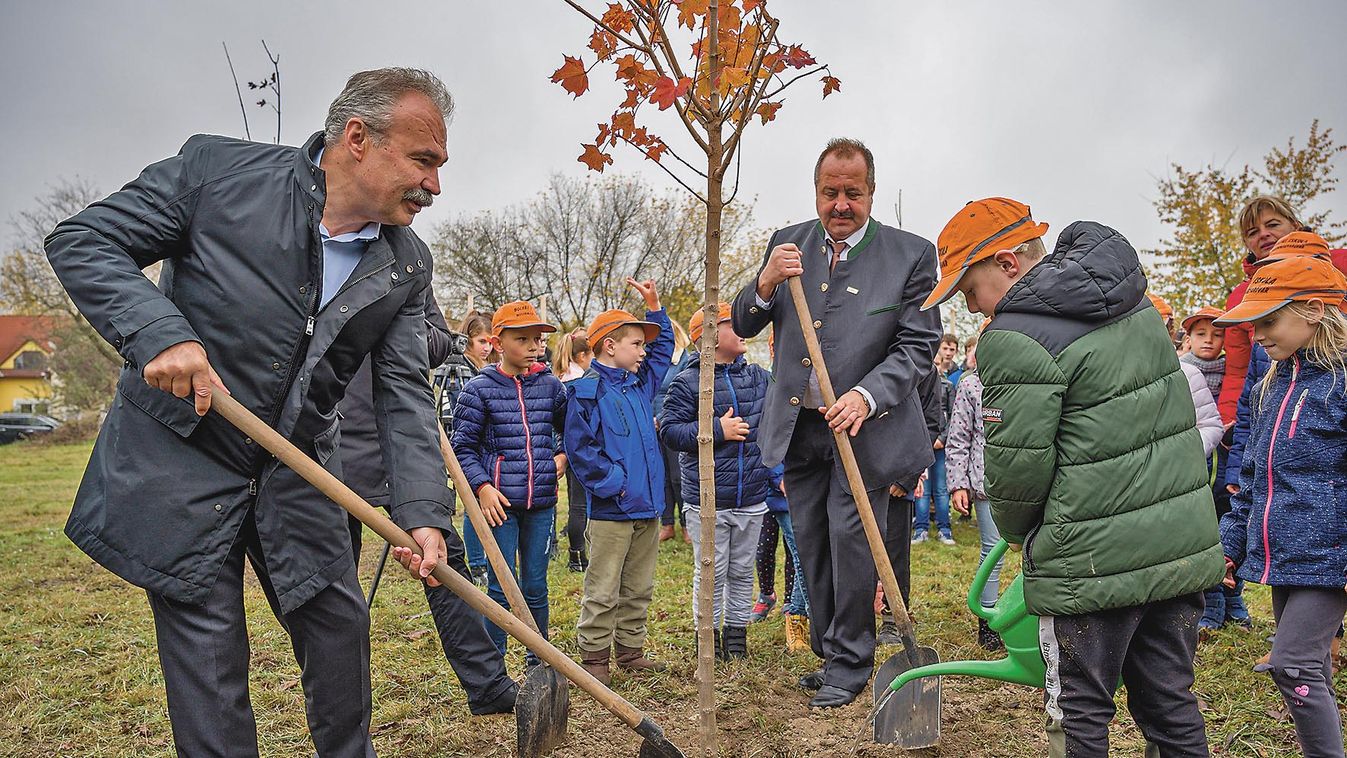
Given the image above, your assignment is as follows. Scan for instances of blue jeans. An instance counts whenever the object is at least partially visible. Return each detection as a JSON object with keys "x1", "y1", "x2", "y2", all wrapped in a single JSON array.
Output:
[
  {"x1": 973, "y1": 499, "x2": 1004, "y2": 608},
  {"x1": 483, "y1": 507, "x2": 555, "y2": 658},
  {"x1": 463, "y1": 513, "x2": 487, "y2": 573},
  {"x1": 913, "y1": 448, "x2": 950, "y2": 534},
  {"x1": 773, "y1": 511, "x2": 809, "y2": 617},
  {"x1": 1201, "y1": 578, "x2": 1250, "y2": 627}
]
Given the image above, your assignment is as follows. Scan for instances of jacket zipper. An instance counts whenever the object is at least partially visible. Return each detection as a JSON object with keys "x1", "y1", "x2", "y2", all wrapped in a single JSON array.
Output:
[
  {"x1": 514, "y1": 375, "x2": 535, "y2": 509},
  {"x1": 724, "y1": 366, "x2": 743, "y2": 509},
  {"x1": 494, "y1": 454, "x2": 504, "y2": 488},
  {"x1": 267, "y1": 234, "x2": 322, "y2": 434},
  {"x1": 1022, "y1": 524, "x2": 1041, "y2": 572},
  {"x1": 1261, "y1": 354, "x2": 1299, "y2": 584}
]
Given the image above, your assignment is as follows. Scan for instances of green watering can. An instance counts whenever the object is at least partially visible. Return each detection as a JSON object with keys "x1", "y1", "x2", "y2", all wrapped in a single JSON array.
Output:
[{"x1": 886, "y1": 539, "x2": 1046, "y2": 693}]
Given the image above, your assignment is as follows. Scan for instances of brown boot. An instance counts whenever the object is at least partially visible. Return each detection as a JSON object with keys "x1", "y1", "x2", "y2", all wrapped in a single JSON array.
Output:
[
  {"x1": 614, "y1": 643, "x2": 667, "y2": 673},
  {"x1": 581, "y1": 648, "x2": 611, "y2": 686},
  {"x1": 658, "y1": 524, "x2": 675, "y2": 542}
]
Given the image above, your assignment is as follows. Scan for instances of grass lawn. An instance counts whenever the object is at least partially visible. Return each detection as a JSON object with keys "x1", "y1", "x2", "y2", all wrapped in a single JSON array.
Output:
[{"x1": 0, "y1": 440, "x2": 1336, "y2": 756}]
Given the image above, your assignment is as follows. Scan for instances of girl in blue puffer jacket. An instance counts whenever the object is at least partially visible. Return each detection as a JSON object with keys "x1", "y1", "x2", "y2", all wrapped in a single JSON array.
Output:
[
  {"x1": 1215, "y1": 244, "x2": 1347, "y2": 758},
  {"x1": 451, "y1": 301, "x2": 567, "y2": 663},
  {"x1": 657, "y1": 302, "x2": 772, "y2": 659}
]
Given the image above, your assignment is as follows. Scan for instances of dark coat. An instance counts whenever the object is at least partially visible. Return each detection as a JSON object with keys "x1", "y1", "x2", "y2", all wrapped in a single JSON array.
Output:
[
  {"x1": 1224, "y1": 343, "x2": 1270, "y2": 489},
  {"x1": 731, "y1": 219, "x2": 941, "y2": 493},
  {"x1": 563, "y1": 308, "x2": 675, "y2": 522},
  {"x1": 1221, "y1": 353, "x2": 1347, "y2": 587},
  {"x1": 338, "y1": 290, "x2": 453, "y2": 506},
  {"x1": 450, "y1": 363, "x2": 566, "y2": 511},
  {"x1": 45, "y1": 132, "x2": 452, "y2": 613},
  {"x1": 657, "y1": 354, "x2": 773, "y2": 510}
]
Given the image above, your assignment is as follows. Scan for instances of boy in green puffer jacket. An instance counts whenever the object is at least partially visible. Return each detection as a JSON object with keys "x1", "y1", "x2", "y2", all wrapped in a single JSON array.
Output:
[{"x1": 923, "y1": 198, "x2": 1226, "y2": 757}]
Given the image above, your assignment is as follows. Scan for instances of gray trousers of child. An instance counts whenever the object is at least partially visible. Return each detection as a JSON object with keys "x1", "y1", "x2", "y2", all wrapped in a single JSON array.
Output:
[
  {"x1": 685, "y1": 505, "x2": 764, "y2": 628},
  {"x1": 1269, "y1": 586, "x2": 1347, "y2": 758},
  {"x1": 1040, "y1": 592, "x2": 1209, "y2": 757}
]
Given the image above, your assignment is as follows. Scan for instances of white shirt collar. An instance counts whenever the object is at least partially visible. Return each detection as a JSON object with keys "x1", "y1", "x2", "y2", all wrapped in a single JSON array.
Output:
[{"x1": 824, "y1": 218, "x2": 870, "y2": 260}]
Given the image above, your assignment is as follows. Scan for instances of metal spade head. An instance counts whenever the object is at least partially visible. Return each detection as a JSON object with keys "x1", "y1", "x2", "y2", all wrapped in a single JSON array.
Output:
[
  {"x1": 634, "y1": 717, "x2": 687, "y2": 758},
  {"x1": 516, "y1": 663, "x2": 570, "y2": 757},
  {"x1": 872, "y1": 646, "x2": 942, "y2": 749}
]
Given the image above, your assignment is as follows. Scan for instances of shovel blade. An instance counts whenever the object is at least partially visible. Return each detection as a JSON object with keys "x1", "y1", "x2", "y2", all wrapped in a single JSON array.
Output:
[
  {"x1": 872, "y1": 646, "x2": 941, "y2": 749},
  {"x1": 516, "y1": 664, "x2": 570, "y2": 757}
]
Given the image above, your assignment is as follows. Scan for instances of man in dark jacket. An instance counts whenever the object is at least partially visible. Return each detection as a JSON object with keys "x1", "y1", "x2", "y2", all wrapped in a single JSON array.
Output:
[
  {"x1": 731, "y1": 138, "x2": 940, "y2": 707},
  {"x1": 924, "y1": 197, "x2": 1223, "y2": 757},
  {"x1": 45, "y1": 68, "x2": 457, "y2": 757},
  {"x1": 340, "y1": 290, "x2": 517, "y2": 715}
]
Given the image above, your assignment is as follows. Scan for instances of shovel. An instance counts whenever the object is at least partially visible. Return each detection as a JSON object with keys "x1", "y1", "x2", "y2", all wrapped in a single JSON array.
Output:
[
  {"x1": 437, "y1": 425, "x2": 570, "y2": 757},
  {"x1": 786, "y1": 277, "x2": 942, "y2": 749},
  {"x1": 210, "y1": 389, "x2": 686, "y2": 758}
]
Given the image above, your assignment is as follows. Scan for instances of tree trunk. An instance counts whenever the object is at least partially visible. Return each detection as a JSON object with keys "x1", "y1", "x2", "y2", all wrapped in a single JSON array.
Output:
[{"x1": 695, "y1": 3, "x2": 723, "y2": 756}]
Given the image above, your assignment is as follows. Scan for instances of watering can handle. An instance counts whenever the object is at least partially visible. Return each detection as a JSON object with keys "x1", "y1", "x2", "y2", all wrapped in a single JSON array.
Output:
[{"x1": 967, "y1": 539, "x2": 1011, "y2": 621}]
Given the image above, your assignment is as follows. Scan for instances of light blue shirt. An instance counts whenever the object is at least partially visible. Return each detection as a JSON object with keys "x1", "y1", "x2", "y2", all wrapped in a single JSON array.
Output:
[{"x1": 312, "y1": 147, "x2": 380, "y2": 310}]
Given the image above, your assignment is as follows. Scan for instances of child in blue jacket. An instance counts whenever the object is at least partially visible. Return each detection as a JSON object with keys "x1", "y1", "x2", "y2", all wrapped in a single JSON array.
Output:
[
  {"x1": 451, "y1": 300, "x2": 565, "y2": 664},
  {"x1": 658, "y1": 302, "x2": 772, "y2": 659},
  {"x1": 1215, "y1": 242, "x2": 1347, "y2": 757},
  {"x1": 564, "y1": 278, "x2": 673, "y2": 685}
]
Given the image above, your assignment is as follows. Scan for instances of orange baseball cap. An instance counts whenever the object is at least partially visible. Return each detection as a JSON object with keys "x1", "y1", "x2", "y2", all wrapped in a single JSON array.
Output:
[
  {"x1": 1146, "y1": 293, "x2": 1174, "y2": 325},
  {"x1": 587, "y1": 309, "x2": 661, "y2": 346},
  {"x1": 1215, "y1": 254, "x2": 1347, "y2": 325},
  {"x1": 688, "y1": 302, "x2": 732, "y2": 343},
  {"x1": 1181, "y1": 306, "x2": 1225, "y2": 334},
  {"x1": 921, "y1": 197, "x2": 1050, "y2": 311},
  {"x1": 491, "y1": 300, "x2": 556, "y2": 337},
  {"x1": 1267, "y1": 230, "x2": 1330, "y2": 258}
]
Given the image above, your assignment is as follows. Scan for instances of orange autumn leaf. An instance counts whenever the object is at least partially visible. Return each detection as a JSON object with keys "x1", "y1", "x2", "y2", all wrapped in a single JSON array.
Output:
[
  {"x1": 578, "y1": 143, "x2": 614, "y2": 172},
  {"x1": 601, "y1": 2, "x2": 635, "y2": 34},
  {"x1": 650, "y1": 76, "x2": 691, "y2": 110},
  {"x1": 784, "y1": 44, "x2": 817, "y2": 69},
  {"x1": 755, "y1": 100, "x2": 782, "y2": 124},
  {"x1": 614, "y1": 53, "x2": 658, "y2": 89},
  {"x1": 743, "y1": 0, "x2": 762, "y2": 11},
  {"x1": 620, "y1": 87, "x2": 641, "y2": 109},
  {"x1": 550, "y1": 55, "x2": 589, "y2": 98},
  {"x1": 588, "y1": 28, "x2": 618, "y2": 60},
  {"x1": 675, "y1": 0, "x2": 709, "y2": 30},
  {"x1": 821, "y1": 75, "x2": 841, "y2": 98},
  {"x1": 645, "y1": 139, "x2": 668, "y2": 162},
  {"x1": 612, "y1": 110, "x2": 637, "y2": 137}
]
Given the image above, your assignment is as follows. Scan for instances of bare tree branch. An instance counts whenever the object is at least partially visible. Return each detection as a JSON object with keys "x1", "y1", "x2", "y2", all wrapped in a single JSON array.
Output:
[{"x1": 222, "y1": 42, "x2": 252, "y2": 141}]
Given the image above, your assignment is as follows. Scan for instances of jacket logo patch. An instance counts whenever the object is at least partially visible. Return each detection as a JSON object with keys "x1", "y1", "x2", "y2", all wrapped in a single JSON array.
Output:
[
  {"x1": 983, "y1": 407, "x2": 1004, "y2": 424},
  {"x1": 846, "y1": 286, "x2": 860, "y2": 294}
]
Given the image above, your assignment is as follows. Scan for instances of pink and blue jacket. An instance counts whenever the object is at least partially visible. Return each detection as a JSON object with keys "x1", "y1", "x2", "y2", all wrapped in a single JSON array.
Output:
[{"x1": 1220, "y1": 351, "x2": 1347, "y2": 587}]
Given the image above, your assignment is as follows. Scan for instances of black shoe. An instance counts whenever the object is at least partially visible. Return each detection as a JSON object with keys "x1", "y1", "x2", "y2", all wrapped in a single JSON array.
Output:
[
  {"x1": 469, "y1": 682, "x2": 518, "y2": 715},
  {"x1": 714, "y1": 628, "x2": 725, "y2": 661},
  {"x1": 809, "y1": 684, "x2": 858, "y2": 709},
  {"x1": 469, "y1": 565, "x2": 490, "y2": 589},
  {"x1": 877, "y1": 617, "x2": 900, "y2": 646},
  {"x1": 977, "y1": 617, "x2": 1004, "y2": 652},
  {"x1": 723, "y1": 625, "x2": 748, "y2": 659},
  {"x1": 798, "y1": 669, "x2": 825, "y2": 691},
  {"x1": 567, "y1": 549, "x2": 588, "y2": 573}
]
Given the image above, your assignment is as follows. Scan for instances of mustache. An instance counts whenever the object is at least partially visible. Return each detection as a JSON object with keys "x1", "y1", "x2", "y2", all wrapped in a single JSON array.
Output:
[
  {"x1": 829, "y1": 209, "x2": 854, "y2": 219},
  {"x1": 404, "y1": 188, "x2": 434, "y2": 208}
]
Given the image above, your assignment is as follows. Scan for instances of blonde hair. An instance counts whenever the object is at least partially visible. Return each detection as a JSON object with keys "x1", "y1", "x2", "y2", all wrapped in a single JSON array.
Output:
[
  {"x1": 669, "y1": 319, "x2": 690, "y2": 354},
  {"x1": 552, "y1": 331, "x2": 591, "y2": 376},
  {"x1": 1015, "y1": 237, "x2": 1048, "y2": 262},
  {"x1": 1256, "y1": 302, "x2": 1347, "y2": 406},
  {"x1": 1239, "y1": 196, "x2": 1306, "y2": 241}
]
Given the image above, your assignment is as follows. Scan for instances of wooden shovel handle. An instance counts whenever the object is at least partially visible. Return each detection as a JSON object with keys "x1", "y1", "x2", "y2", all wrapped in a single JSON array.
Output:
[
  {"x1": 785, "y1": 277, "x2": 924, "y2": 663},
  {"x1": 438, "y1": 425, "x2": 539, "y2": 634},
  {"x1": 209, "y1": 389, "x2": 649, "y2": 729}
]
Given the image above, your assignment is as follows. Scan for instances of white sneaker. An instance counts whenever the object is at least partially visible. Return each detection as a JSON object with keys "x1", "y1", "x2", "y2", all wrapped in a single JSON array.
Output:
[
  {"x1": 911, "y1": 530, "x2": 928, "y2": 544},
  {"x1": 938, "y1": 531, "x2": 956, "y2": 546}
]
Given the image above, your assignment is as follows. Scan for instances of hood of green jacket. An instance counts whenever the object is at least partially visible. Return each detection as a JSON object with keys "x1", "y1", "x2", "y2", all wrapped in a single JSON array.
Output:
[{"x1": 998, "y1": 221, "x2": 1147, "y2": 323}]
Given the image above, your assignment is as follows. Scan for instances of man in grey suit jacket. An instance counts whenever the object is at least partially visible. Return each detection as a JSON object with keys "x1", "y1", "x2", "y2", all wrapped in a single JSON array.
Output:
[{"x1": 732, "y1": 138, "x2": 940, "y2": 707}]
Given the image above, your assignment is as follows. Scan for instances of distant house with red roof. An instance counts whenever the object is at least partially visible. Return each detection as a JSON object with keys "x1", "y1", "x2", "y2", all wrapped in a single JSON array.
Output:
[{"x1": 0, "y1": 315, "x2": 57, "y2": 414}]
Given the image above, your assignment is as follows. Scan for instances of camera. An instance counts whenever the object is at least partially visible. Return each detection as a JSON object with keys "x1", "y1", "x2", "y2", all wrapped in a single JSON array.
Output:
[{"x1": 432, "y1": 330, "x2": 476, "y2": 426}]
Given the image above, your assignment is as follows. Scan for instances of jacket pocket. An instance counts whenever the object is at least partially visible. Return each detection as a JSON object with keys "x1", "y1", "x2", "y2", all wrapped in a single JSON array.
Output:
[
  {"x1": 313, "y1": 417, "x2": 341, "y2": 465},
  {"x1": 116, "y1": 370, "x2": 203, "y2": 438},
  {"x1": 1022, "y1": 523, "x2": 1043, "y2": 573}
]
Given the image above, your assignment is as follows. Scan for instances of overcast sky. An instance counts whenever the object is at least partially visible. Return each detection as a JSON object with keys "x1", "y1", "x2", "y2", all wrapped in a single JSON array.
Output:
[{"x1": 3, "y1": 1, "x2": 1344, "y2": 274}]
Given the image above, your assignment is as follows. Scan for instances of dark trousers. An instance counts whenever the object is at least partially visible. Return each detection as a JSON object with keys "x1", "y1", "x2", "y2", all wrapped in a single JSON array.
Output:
[
  {"x1": 1269, "y1": 586, "x2": 1347, "y2": 758},
  {"x1": 148, "y1": 511, "x2": 375, "y2": 758},
  {"x1": 349, "y1": 513, "x2": 514, "y2": 710},
  {"x1": 564, "y1": 464, "x2": 589, "y2": 553},
  {"x1": 659, "y1": 440, "x2": 684, "y2": 527},
  {"x1": 784, "y1": 411, "x2": 890, "y2": 694},
  {"x1": 1040, "y1": 592, "x2": 1209, "y2": 757},
  {"x1": 882, "y1": 496, "x2": 914, "y2": 609}
]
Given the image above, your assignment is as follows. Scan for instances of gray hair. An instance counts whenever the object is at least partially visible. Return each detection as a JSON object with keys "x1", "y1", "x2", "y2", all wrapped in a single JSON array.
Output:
[
  {"x1": 814, "y1": 137, "x2": 876, "y2": 192},
  {"x1": 324, "y1": 68, "x2": 454, "y2": 147}
]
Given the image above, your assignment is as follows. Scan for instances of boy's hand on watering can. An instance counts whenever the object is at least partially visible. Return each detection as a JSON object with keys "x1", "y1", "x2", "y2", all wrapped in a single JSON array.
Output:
[{"x1": 951, "y1": 489, "x2": 971, "y2": 516}]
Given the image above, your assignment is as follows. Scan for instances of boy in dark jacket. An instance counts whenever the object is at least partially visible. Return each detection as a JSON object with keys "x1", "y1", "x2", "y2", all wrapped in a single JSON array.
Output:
[
  {"x1": 658, "y1": 302, "x2": 772, "y2": 659},
  {"x1": 924, "y1": 198, "x2": 1224, "y2": 757},
  {"x1": 451, "y1": 300, "x2": 565, "y2": 663},
  {"x1": 564, "y1": 278, "x2": 673, "y2": 684}
]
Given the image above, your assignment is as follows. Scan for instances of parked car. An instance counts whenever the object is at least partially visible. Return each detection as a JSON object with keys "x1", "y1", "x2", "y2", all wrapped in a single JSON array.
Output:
[{"x1": 0, "y1": 413, "x2": 61, "y2": 445}]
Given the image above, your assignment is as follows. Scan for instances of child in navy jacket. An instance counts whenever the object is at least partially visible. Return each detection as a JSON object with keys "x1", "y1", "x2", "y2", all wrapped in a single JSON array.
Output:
[
  {"x1": 564, "y1": 278, "x2": 673, "y2": 684},
  {"x1": 451, "y1": 300, "x2": 565, "y2": 663},
  {"x1": 1216, "y1": 239, "x2": 1347, "y2": 757}
]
